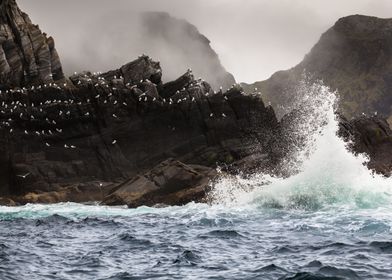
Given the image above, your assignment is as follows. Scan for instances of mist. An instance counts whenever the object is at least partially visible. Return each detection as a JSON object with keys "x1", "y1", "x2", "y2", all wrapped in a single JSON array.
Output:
[{"x1": 17, "y1": 0, "x2": 392, "y2": 83}]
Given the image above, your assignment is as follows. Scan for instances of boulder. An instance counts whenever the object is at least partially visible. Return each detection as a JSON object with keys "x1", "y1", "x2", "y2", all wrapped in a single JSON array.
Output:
[{"x1": 103, "y1": 159, "x2": 217, "y2": 207}]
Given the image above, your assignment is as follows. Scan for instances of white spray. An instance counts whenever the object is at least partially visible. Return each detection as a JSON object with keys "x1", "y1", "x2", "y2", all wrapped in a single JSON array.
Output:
[{"x1": 210, "y1": 79, "x2": 392, "y2": 209}]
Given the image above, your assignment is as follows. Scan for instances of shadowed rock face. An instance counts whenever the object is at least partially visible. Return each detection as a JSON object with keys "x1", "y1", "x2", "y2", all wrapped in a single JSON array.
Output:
[
  {"x1": 0, "y1": 55, "x2": 279, "y2": 206},
  {"x1": 244, "y1": 15, "x2": 392, "y2": 123},
  {"x1": 0, "y1": 0, "x2": 64, "y2": 87},
  {"x1": 339, "y1": 116, "x2": 392, "y2": 176}
]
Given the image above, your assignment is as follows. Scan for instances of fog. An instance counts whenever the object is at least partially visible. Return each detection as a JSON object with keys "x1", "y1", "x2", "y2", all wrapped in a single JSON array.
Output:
[{"x1": 17, "y1": 0, "x2": 392, "y2": 83}]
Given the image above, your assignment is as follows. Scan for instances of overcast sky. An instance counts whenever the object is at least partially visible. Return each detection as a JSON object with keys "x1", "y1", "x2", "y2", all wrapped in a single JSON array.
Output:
[{"x1": 18, "y1": 0, "x2": 392, "y2": 83}]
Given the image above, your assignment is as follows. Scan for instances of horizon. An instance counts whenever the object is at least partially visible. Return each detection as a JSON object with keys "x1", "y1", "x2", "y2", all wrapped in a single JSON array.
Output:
[{"x1": 17, "y1": 0, "x2": 392, "y2": 83}]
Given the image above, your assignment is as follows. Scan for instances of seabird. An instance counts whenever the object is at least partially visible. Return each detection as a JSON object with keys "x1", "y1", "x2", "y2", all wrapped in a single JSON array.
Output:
[
  {"x1": 112, "y1": 140, "x2": 117, "y2": 145},
  {"x1": 17, "y1": 172, "x2": 30, "y2": 179}
]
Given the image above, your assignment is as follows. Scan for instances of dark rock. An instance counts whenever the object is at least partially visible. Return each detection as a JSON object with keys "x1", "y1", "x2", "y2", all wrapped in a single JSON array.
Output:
[
  {"x1": 0, "y1": 53, "x2": 279, "y2": 206},
  {"x1": 338, "y1": 115, "x2": 392, "y2": 176},
  {"x1": 0, "y1": 0, "x2": 65, "y2": 87},
  {"x1": 103, "y1": 159, "x2": 217, "y2": 207}
]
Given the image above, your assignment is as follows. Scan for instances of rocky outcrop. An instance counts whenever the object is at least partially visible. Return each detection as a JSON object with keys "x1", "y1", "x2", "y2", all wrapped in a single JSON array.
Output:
[
  {"x1": 244, "y1": 15, "x2": 392, "y2": 123},
  {"x1": 339, "y1": 116, "x2": 392, "y2": 176},
  {"x1": 104, "y1": 159, "x2": 217, "y2": 207},
  {"x1": 0, "y1": 54, "x2": 279, "y2": 206},
  {"x1": 0, "y1": 0, "x2": 64, "y2": 88}
]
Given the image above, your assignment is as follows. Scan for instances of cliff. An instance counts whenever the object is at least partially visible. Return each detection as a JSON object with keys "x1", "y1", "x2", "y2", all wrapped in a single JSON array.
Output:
[
  {"x1": 0, "y1": 0, "x2": 64, "y2": 88},
  {"x1": 0, "y1": 55, "x2": 279, "y2": 206},
  {"x1": 244, "y1": 15, "x2": 392, "y2": 123}
]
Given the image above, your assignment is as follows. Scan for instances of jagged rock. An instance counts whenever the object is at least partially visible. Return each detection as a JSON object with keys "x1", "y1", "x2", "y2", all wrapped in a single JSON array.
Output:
[
  {"x1": 103, "y1": 159, "x2": 217, "y2": 207},
  {"x1": 0, "y1": 55, "x2": 279, "y2": 206},
  {"x1": 244, "y1": 15, "x2": 392, "y2": 123},
  {"x1": 339, "y1": 116, "x2": 392, "y2": 176},
  {"x1": 0, "y1": 0, "x2": 64, "y2": 88}
]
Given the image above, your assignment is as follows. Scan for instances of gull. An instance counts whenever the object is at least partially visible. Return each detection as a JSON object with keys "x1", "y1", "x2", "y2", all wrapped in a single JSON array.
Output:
[
  {"x1": 210, "y1": 113, "x2": 214, "y2": 117},
  {"x1": 64, "y1": 144, "x2": 69, "y2": 149},
  {"x1": 45, "y1": 142, "x2": 50, "y2": 147},
  {"x1": 17, "y1": 172, "x2": 30, "y2": 179},
  {"x1": 112, "y1": 114, "x2": 118, "y2": 118},
  {"x1": 85, "y1": 112, "x2": 90, "y2": 116},
  {"x1": 112, "y1": 140, "x2": 117, "y2": 145},
  {"x1": 222, "y1": 113, "x2": 227, "y2": 118},
  {"x1": 9, "y1": 128, "x2": 13, "y2": 133},
  {"x1": 123, "y1": 102, "x2": 127, "y2": 106},
  {"x1": 70, "y1": 145, "x2": 76, "y2": 149},
  {"x1": 24, "y1": 130, "x2": 28, "y2": 135},
  {"x1": 224, "y1": 96, "x2": 228, "y2": 100},
  {"x1": 192, "y1": 97, "x2": 195, "y2": 102},
  {"x1": 153, "y1": 97, "x2": 156, "y2": 102}
]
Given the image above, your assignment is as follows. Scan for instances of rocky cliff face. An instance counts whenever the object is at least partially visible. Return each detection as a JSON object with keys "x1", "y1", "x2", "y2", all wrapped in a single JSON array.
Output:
[
  {"x1": 0, "y1": 54, "x2": 279, "y2": 206},
  {"x1": 0, "y1": 0, "x2": 64, "y2": 88},
  {"x1": 244, "y1": 15, "x2": 392, "y2": 123}
]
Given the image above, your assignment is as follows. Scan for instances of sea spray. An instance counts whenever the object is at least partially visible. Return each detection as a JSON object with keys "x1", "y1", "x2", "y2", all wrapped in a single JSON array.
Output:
[{"x1": 209, "y1": 79, "x2": 392, "y2": 209}]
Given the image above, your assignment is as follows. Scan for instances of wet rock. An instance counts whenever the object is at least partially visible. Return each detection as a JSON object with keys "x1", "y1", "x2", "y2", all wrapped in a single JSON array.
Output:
[
  {"x1": 104, "y1": 159, "x2": 217, "y2": 207},
  {"x1": 339, "y1": 116, "x2": 392, "y2": 176}
]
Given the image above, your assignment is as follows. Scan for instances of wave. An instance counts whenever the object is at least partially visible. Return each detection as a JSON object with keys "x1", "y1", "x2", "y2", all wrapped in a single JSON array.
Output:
[{"x1": 209, "y1": 79, "x2": 392, "y2": 210}]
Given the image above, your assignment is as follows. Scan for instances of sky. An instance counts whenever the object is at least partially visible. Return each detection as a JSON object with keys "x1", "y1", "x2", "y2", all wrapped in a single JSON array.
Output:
[{"x1": 17, "y1": 0, "x2": 392, "y2": 83}]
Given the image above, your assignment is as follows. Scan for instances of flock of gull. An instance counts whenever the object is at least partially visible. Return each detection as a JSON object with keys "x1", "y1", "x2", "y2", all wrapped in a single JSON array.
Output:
[{"x1": 0, "y1": 68, "x2": 240, "y2": 152}]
